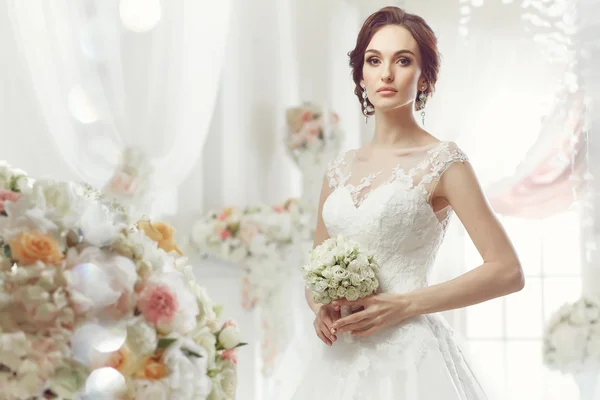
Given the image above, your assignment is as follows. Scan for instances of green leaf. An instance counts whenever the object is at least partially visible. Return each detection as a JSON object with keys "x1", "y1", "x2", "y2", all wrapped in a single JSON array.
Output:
[
  {"x1": 3, "y1": 245, "x2": 11, "y2": 260},
  {"x1": 182, "y1": 348, "x2": 203, "y2": 358},
  {"x1": 207, "y1": 368, "x2": 219, "y2": 378},
  {"x1": 234, "y1": 342, "x2": 248, "y2": 349},
  {"x1": 157, "y1": 338, "x2": 177, "y2": 349}
]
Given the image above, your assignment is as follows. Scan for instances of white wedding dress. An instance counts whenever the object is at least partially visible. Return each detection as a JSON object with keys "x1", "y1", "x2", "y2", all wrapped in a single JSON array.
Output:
[{"x1": 286, "y1": 141, "x2": 490, "y2": 400}]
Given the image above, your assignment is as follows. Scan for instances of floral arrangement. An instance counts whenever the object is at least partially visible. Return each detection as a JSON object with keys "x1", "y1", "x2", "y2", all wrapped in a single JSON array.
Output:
[
  {"x1": 103, "y1": 147, "x2": 154, "y2": 219},
  {"x1": 187, "y1": 201, "x2": 312, "y2": 374},
  {"x1": 285, "y1": 102, "x2": 343, "y2": 162},
  {"x1": 302, "y1": 235, "x2": 380, "y2": 305},
  {"x1": 0, "y1": 161, "x2": 29, "y2": 215},
  {"x1": 543, "y1": 296, "x2": 600, "y2": 374},
  {"x1": 270, "y1": 198, "x2": 310, "y2": 243},
  {"x1": 0, "y1": 176, "x2": 244, "y2": 399}
]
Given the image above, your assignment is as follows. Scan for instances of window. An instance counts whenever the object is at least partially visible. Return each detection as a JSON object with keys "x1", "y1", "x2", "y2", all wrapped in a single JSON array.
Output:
[{"x1": 464, "y1": 209, "x2": 582, "y2": 399}]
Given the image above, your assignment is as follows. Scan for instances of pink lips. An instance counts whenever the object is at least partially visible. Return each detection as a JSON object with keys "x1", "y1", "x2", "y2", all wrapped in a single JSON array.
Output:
[{"x1": 377, "y1": 86, "x2": 397, "y2": 95}]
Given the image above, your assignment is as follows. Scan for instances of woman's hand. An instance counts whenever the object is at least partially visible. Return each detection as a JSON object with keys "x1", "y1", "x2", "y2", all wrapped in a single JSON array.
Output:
[
  {"x1": 313, "y1": 303, "x2": 341, "y2": 346},
  {"x1": 331, "y1": 293, "x2": 416, "y2": 337}
]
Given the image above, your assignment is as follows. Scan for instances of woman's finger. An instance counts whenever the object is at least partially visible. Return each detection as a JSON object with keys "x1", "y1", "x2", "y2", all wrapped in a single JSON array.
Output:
[
  {"x1": 336, "y1": 318, "x2": 373, "y2": 334},
  {"x1": 315, "y1": 327, "x2": 332, "y2": 346},
  {"x1": 321, "y1": 321, "x2": 337, "y2": 342}
]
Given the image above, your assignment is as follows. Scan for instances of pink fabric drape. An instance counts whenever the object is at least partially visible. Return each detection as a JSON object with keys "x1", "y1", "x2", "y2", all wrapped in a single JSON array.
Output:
[{"x1": 486, "y1": 92, "x2": 586, "y2": 219}]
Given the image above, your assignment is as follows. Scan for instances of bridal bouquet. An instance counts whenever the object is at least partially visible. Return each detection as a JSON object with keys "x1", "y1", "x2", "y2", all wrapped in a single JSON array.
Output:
[
  {"x1": 302, "y1": 235, "x2": 380, "y2": 305},
  {"x1": 0, "y1": 177, "x2": 244, "y2": 399},
  {"x1": 543, "y1": 296, "x2": 600, "y2": 373}
]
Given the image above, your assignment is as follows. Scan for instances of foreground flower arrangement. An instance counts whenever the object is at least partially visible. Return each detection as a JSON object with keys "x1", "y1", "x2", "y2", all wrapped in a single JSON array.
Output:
[
  {"x1": 0, "y1": 175, "x2": 244, "y2": 399},
  {"x1": 543, "y1": 296, "x2": 600, "y2": 374}
]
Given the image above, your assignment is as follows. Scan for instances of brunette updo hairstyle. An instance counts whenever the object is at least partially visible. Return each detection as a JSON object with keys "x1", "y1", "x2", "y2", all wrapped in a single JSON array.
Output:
[{"x1": 348, "y1": 7, "x2": 440, "y2": 116}]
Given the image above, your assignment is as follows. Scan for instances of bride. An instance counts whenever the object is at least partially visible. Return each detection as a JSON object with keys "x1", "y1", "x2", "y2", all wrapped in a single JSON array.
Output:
[{"x1": 289, "y1": 6, "x2": 524, "y2": 400}]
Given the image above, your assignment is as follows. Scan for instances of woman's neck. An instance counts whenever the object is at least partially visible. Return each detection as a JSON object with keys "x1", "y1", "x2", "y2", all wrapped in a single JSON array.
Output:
[{"x1": 371, "y1": 104, "x2": 431, "y2": 148}]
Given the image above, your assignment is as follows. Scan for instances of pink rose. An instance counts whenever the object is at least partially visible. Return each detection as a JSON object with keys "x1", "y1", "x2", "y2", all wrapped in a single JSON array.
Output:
[
  {"x1": 0, "y1": 189, "x2": 21, "y2": 213},
  {"x1": 220, "y1": 348, "x2": 238, "y2": 365},
  {"x1": 107, "y1": 172, "x2": 139, "y2": 196},
  {"x1": 223, "y1": 320, "x2": 237, "y2": 328},
  {"x1": 219, "y1": 229, "x2": 232, "y2": 240},
  {"x1": 273, "y1": 205, "x2": 284, "y2": 213},
  {"x1": 137, "y1": 284, "x2": 179, "y2": 326},
  {"x1": 301, "y1": 110, "x2": 312, "y2": 122},
  {"x1": 331, "y1": 112, "x2": 340, "y2": 124}
]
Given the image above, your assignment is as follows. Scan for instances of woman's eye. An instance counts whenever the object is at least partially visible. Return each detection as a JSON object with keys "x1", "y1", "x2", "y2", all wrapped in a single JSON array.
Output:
[
  {"x1": 367, "y1": 58, "x2": 380, "y2": 66},
  {"x1": 398, "y1": 57, "x2": 411, "y2": 66}
]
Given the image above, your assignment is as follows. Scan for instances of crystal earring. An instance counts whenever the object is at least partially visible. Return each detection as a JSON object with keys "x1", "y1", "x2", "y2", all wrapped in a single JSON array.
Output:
[
  {"x1": 418, "y1": 85, "x2": 427, "y2": 125},
  {"x1": 362, "y1": 86, "x2": 369, "y2": 124}
]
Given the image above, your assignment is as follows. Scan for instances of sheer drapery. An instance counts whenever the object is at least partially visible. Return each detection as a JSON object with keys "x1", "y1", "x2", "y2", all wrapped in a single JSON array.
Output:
[{"x1": 5, "y1": 0, "x2": 231, "y2": 216}]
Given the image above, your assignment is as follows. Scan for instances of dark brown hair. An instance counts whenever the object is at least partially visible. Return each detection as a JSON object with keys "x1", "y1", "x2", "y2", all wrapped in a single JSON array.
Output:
[{"x1": 348, "y1": 7, "x2": 440, "y2": 115}]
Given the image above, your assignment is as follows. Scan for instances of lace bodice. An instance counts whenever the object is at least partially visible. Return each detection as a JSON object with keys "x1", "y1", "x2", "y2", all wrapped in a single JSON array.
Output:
[{"x1": 322, "y1": 141, "x2": 468, "y2": 294}]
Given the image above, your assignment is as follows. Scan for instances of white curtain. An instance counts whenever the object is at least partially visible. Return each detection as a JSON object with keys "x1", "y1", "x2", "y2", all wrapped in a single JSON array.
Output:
[{"x1": 5, "y1": 0, "x2": 231, "y2": 216}]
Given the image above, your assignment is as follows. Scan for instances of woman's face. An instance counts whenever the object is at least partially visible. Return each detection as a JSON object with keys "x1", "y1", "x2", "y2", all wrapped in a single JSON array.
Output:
[{"x1": 361, "y1": 24, "x2": 426, "y2": 113}]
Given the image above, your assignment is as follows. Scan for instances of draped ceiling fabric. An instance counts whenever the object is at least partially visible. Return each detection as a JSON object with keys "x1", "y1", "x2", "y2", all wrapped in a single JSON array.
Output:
[{"x1": 6, "y1": 0, "x2": 232, "y2": 216}]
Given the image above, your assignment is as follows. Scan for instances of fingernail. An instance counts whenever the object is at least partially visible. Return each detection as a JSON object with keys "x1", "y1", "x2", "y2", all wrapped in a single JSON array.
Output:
[{"x1": 331, "y1": 329, "x2": 336, "y2": 334}]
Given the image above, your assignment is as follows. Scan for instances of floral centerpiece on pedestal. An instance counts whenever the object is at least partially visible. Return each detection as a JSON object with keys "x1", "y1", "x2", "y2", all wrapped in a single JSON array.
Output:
[
  {"x1": 103, "y1": 147, "x2": 153, "y2": 220},
  {"x1": 0, "y1": 175, "x2": 244, "y2": 399},
  {"x1": 187, "y1": 200, "x2": 309, "y2": 374},
  {"x1": 543, "y1": 296, "x2": 600, "y2": 399},
  {"x1": 284, "y1": 102, "x2": 344, "y2": 234}
]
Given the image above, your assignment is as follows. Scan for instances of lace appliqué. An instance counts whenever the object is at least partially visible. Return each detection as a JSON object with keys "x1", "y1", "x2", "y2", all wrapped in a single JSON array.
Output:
[{"x1": 326, "y1": 152, "x2": 348, "y2": 189}]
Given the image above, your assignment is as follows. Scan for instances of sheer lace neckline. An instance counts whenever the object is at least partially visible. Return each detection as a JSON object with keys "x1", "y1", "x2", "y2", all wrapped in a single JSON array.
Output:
[
  {"x1": 358, "y1": 140, "x2": 444, "y2": 158},
  {"x1": 327, "y1": 141, "x2": 466, "y2": 208}
]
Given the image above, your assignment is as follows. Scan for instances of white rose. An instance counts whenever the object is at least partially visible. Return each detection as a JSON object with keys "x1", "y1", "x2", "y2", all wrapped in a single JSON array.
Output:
[
  {"x1": 584, "y1": 305, "x2": 600, "y2": 323},
  {"x1": 127, "y1": 318, "x2": 158, "y2": 356},
  {"x1": 349, "y1": 273, "x2": 363, "y2": 286},
  {"x1": 314, "y1": 280, "x2": 329, "y2": 294},
  {"x1": 192, "y1": 327, "x2": 217, "y2": 368},
  {"x1": 332, "y1": 265, "x2": 349, "y2": 281},
  {"x1": 218, "y1": 323, "x2": 243, "y2": 350},
  {"x1": 328, "y1": 279, "x2": 339, "y2": 289},
  {"x1": 322, "y1": 252, "x2": 335, "y2": 267},
  {"x1": 550, "y1": 324, "x2": 587, "y2": 363},
  {"x1": 328, "y1": 288, "x2": 337, "y2": 299},
  {"x1": 569, "y1": 304, "x2": 587, "y2": 325},
  {"x1": 321, "y1": 267, "x2": 334, "y2": 279},
  {"x1": 587, "y1": 336, "x2": 600, "y2": 359},
  {"x1": 220, "y1": 366, "x2": 237, "y2": 398},
  {"x1": 336, "y1": 286, "x2": 347, "y2": 298},
  {"x1": 32, "y1": 180, "x2": 83, "y2": 218},
  {"x1": 345, "y1": 287, "x2": 359, "y2": 301},
  {"x1": 347, "y1": 260, "x2": 360, "y2": 273},
  {"x1": 130, "y1": 380, "x2": 169, "y2": 400},
  {"x1": 359, "y1": 266, "x2": 375, "y2": 279}
]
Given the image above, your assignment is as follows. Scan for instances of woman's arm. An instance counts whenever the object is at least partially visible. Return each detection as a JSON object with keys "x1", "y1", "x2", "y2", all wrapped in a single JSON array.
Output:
[
  {"x1": 405, "y1": 160, "x2": 524, "y2": 316},
  {"x1": 331, "y1": 160, "x2": 524, "y2": 336},
  {"x1": 305, "y1": 175, "x2": 333, "y2": 315}
]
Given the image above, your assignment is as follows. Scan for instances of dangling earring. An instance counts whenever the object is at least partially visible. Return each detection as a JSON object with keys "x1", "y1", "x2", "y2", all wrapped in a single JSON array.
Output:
[
  {"x1": 362, "y1": 86, "x2": 369, "y2": 124},
  {"x1": 419, "y1": 85, "x2": 427, "y2": 125}
]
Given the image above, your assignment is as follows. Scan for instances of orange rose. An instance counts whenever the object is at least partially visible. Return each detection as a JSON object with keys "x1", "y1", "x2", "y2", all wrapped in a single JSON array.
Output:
[
  {"x1": 137, "y1": 219, "x2": 183, "y2": 255},
  {"x1": 103, "y1": 344, "x2": 138, "y2": 376},
  {"x1": 9, "y1": 231, "x2": 64, "y2": 266},
  {"x1": 134, "y1": 353, "x2": 169, "y2": 380}
]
